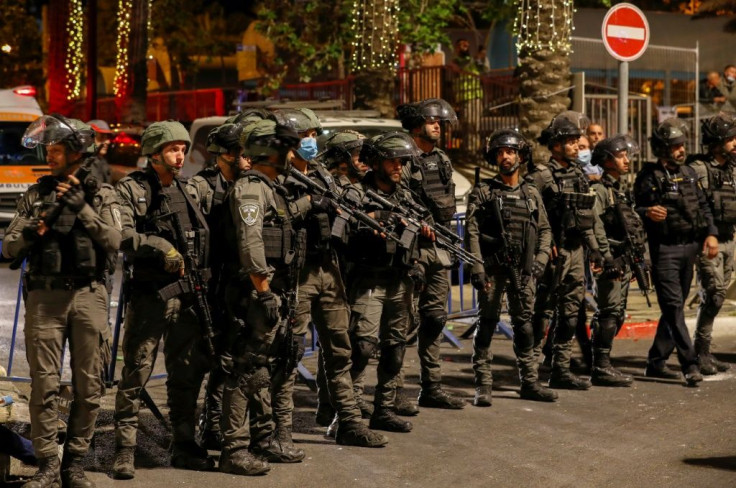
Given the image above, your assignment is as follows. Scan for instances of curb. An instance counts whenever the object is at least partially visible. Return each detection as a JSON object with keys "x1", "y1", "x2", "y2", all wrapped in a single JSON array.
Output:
[{"x1": 616, "y1": 320, "x2": 658, "y2": 340}]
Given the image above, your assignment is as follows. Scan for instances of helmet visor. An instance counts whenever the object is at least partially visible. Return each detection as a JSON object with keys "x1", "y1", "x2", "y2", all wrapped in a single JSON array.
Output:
[{"x1": 22, "y1": 115, "x2": 94, "y2": 150}]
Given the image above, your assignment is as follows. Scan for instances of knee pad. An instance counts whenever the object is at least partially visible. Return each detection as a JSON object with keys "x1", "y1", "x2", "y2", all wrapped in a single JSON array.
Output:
[
  {"x1": 703, "y1": 294, "x2": 724, "y2": 317},
  {"x1": 351, "y1": 336, "x2": 377, "y2": 372},
  {"x1": 421, "y1": 312, "x2": 447, "y2": 338},
  {"x1": 378, "y1": 343, "x2": 405, "y2": 377},
  {"x1": 512, "y1": 321, "x2": 534, "y2": 351},
  {"x1": 474, "y1": 318, "x2": 496, "y2": 349},
  {"x1": 553, "y1": 317, "x2": 577, "y2": 343}
]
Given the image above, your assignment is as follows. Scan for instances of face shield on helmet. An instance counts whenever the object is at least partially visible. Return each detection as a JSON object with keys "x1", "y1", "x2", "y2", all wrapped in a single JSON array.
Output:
[
  {"x1": 323, "y1": 130, "x2": 367, "y2": 178},
  {"x1": 538, "y1": 111, "x2": 588, "y2": 151},
  {"x1": 269, "y1": 108, "x2": 323, "y2": 136},
  {"x1": 22, "y1": 114, "x2": 95, "y2": 153},
  {"x1": 701, "y1": 112, "x2": 736, "y2": 152},
  {"x1": 206, "y1": 123, "x2": 244, "y2": 155},
  {"x1": 225, "y1": 108, "x2": 270, "y2": 126},
  {"x1": 418, "y1": 98, "x2": 458, "y2": 128},
  {"x1": 360, "y1": 131, "x2": 421, "y2": 167},
  {"x1": 484, "y1": 129, "x2": 529, "y2": 175},
  {"x1": 591, "y1": 134, "x2": 639, "y2": 170},
  {"x1": 650, "y1": 117, "x2": 689, "y2": 163}
]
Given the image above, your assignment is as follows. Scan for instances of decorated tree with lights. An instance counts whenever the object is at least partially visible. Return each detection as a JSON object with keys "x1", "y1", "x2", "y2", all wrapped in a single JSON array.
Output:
[
  {"x1": 514, "y1": 0, "x2": 575, "y2": 161},
  {"x1": 0, "y1": 0, "x2": 43, "y2": 89}
]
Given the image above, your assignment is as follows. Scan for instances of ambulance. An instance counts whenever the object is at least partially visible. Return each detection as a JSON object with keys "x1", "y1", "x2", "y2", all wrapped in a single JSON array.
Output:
[{"x1": 0, "y1": 85, "x2": 45, "y2": 228}]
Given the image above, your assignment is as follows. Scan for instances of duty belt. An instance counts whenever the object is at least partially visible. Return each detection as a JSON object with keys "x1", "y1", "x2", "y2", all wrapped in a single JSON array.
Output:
[{"x1": 25, "y1": 276, "x2": 97, "y2": 291}]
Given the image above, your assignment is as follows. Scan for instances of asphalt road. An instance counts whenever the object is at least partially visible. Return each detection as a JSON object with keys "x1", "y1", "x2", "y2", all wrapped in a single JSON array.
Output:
[{"x1": 2, "y1": 263, "x2": 736, "y2": 487}]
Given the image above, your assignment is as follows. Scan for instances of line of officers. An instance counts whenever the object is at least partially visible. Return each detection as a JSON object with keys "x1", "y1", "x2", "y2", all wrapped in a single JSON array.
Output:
[{"x1": 4, "y1": 101, "x2": 734, "y2": 486}]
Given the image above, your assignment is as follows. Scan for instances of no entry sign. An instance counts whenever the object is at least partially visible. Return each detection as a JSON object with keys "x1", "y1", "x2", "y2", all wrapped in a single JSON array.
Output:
[{"x1": 601, "y1": 3, "x2": 650, "y2": 62}]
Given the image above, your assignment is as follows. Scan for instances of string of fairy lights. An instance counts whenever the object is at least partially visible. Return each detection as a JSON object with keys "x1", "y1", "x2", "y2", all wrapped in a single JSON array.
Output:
[
  {"x1": 113, "y1": 0, "x2": 133, "y2": 98},
  {"x1": 350, "y1": 0, "x2": 400, "y2": 72},
  {"x1": 513, "y1": 0, "x2": 575, "y2": 55},
  {"x1": 64, "y1": 0, "x2": 84, "y2": 101}
]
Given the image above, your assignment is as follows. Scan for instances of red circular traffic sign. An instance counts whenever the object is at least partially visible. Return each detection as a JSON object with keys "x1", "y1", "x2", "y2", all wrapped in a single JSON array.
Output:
[{"x1": 601, "y1": 3, "x2": 650, "y2": 62}]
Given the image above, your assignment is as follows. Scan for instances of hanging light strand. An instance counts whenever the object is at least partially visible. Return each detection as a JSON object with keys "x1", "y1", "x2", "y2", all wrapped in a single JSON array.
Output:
[
  {"x1": 514, "y1": 0, "x2": 575, "y2": 55},
  {"x1": 114, "y1": 0, "x2": 133, "y2": 98},
  {"x1": 64, "y1": 0, "x2": 84, "y2": 100}
]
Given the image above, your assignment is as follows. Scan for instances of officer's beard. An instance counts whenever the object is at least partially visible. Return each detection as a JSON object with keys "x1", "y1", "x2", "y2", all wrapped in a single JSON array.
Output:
[{"x1": 498, "y1": 156, "x2": 520, "y2": 175}]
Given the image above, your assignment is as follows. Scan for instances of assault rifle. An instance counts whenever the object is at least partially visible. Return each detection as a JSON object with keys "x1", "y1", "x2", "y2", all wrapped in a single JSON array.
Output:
[
  {"x1": 608, "y1": 236, "x2": 652, "y2": 308},
  {"x1": 363, "y1": 188, "x2": 483, "y2": 267},
  {"x1": 158, "y1": 213, "x2": 217, "y2": 360},
  {"x1": 287, "y1": 167, "x2": 412, "y2": 249},
  {"x1": 486, "y1": 197, "x2": 524, "y2": 293}
]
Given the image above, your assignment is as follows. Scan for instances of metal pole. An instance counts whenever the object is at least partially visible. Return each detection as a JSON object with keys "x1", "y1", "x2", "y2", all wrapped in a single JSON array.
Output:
[{"x1": 618, "y1": 61, "x2": 629, "y2": 134}]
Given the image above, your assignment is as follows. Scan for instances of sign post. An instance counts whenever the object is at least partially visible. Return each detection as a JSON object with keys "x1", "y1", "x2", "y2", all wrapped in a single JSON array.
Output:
[{"x1": 601, "y1": 3, "x2": 650, "y2": 134}]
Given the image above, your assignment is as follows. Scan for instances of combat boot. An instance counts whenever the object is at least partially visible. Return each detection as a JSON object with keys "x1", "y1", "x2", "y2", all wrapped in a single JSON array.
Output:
[
  {"x1": 197, "y1": 412, "x2": 223, "y2": 451},
  {"x1": 219, "y1": 448, "x2": 270, "y2": 476},
  {"x1": 549, "y1": 370, "x2": 592, "y2": 390},
  {"x1": 315, "y1": 402, "x2": 336, "y2": 427},
  {"x1": 369, "y1": 408, "x2": 413, "y2": 433},
  {"x1": 472, "y1": 386, "x2": 492, "y2": 407},
  {"x1": 712, "y1": 355, "x2": 731, "y2": 372},
  {"x1": 591, "y1": 366, "x2": 634, "y2": 387},
  {"x1": 695, "y1": 340, "x2": 718, "y2": 375},
  {"x1": 22, "y1": 454, "x2": 60, "y2": 488},
  {"x1": 251, "y1": 427, "x2": 305, "y2": 463},
  {"x1": 171, "y1": 440, "x2": 215, "y2": 471},
  {"x1": 111, "y1": 446, "x2": 135, "y2": 480},
  {"x1": 61, "y1": 452, "x2": 94, "y2": 488},
  {"x1": 355, "y1": 396, "x2": 374, "y2": 419},
  {"x1": 644, "y1": 364, "x2": 681, "y2": 380},
  {"x1": 335, "y1": 421, "x2": 389, "y2": 447},
  {"x1": 417, "y1": 383, "x2": 465, "y2": 409},
  {"x1": 326, "y1": 415, "x2": 338, "y2": 439},
  {"x1": 685, "y1": 366, "x2": 704, "y2": 387},
  {"x1": 519, "y1": 383, "x2": 558, "y2": 402},
  {"x1": 393, "y1": 388, "x2": 419, "y2": 416}
]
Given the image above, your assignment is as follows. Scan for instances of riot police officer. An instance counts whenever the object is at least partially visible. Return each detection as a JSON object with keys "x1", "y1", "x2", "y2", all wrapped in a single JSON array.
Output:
[
  {"x1": 322, "y1": 130, "x2": 368, "y2": 183},
  {"x1": 396, "y1": 98, "x2": 465, "y2": 412},
  {"x1": 113, "y1": 121, "x2": 214, "y2": 478},
  {"x1": 186, "y1": 123, "x2": 247, "y2": 451},
  {"x1": 465, "y1": 129, "x2": 557, "y2": 404},
  {"x1": 526, "y1": 111, "x2": 608, "y2": 391},
  {"x1": 634, "y1": 117, "x2": 719, "y2": 386},
  {"x1": 588, "y1": 135, "x2": 644, "y2": 387},
  {"x1": 688, "y1": 114, "x2": 736, "y2": 374},
  {"x1": 348, "y1": 132, "x2": 433, "y2": 432},
  {"x1": 4, "y1": 115, "x2": 121, "y2": 488},
  {"x1": 217, "y1": 120, "x2": 304, "y2": 475}
]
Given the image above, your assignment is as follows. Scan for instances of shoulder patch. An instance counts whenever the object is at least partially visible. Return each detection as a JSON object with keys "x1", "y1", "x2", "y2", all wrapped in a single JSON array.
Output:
[{"x1": 239, "y1": 203, "x2": 260, "y2": 226}]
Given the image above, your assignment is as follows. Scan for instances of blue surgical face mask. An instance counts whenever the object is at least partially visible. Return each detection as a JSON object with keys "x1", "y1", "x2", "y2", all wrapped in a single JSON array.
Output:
[
  {"x1": 297, "y1": 137, "x2": 318, "y2": 161},
  {"x1": 577, "y1": 148, "x2": 592, "y2": 165}
]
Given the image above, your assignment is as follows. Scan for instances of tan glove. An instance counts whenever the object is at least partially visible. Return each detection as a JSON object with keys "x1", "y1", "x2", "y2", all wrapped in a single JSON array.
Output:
[{"x1": 162, "y1": 247, "x2": 184, "y2": 273}]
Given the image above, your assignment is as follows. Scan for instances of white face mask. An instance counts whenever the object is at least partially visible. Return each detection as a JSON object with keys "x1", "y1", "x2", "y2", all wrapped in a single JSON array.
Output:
[
  {"x1": 577, "y1": 148, "x2": 592, "y2": 165},
  {"x1": 728, "y1": 76, "x2": 735, "y2": 83}
]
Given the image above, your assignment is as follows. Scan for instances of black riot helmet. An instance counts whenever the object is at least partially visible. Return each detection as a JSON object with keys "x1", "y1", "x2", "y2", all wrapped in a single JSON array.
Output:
[
  {"x1": 322, "y1": 130, "x2": 366, "y2": 178},
  {"x1": 538, "y1": 110, "x2": 589, "y2": 148},
  {"x1": 225, "y1": 108, "x2": 270, "y2": 126},
  {"x1": 701, "y1": 113, "x2": 736, "y2": 149},
  {"x1": 206, "y1": 123, "x2": 245, "y2": 155},
  {"x1": 591, "y1": 134, "x2": 639, "y2": 169},
  {"x1": 484, "y1": 129, "x2": 530, "y2": 174},
  {"x1": 397, "y1": 98, "x2": 458, "y2": 131},
  {"x1": 360, "y1": 131, "x2": 421, "y2": 167},
  {"x1": 22, "y1": 114, "x2": 95, "y2": 154},
  {"x1": 650, "y1": 117, "x2": 689, "y2": 162}
]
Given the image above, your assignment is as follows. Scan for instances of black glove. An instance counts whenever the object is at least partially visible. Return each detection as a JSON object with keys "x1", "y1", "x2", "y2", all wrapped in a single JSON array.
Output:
[
  {"x1": 602, "y1": 256, "x2": 623, "y2": 280},
  {"x1": 60, "y1": 184, "x2": 86, "y2": 213},
  {"x1": 22, "y1": 218, "x2": 42, "y2": 243},
  {"x1": 408, "y1": 263, "x2": 426, "y2": 292},
  {"x1": 257, "y1": 290, "x2": 280, "y2": 327},
  {"x1": 311, "y1": 194, "x2": 332, "y2": 213},
  {"x1": 531, "y1": 260, "x2": 546, "y2": 280},
  {"x1": 471, "y1": 272, "x2": 487, "y2": 292},
  {"x1": 589, "y1": 249, "x2": 604, "y2": 269}
]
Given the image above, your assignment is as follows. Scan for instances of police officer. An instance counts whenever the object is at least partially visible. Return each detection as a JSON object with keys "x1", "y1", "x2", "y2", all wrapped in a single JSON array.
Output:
[
  {"x1": 526, "y1": 111, "x2": 608, "y2": 391},
  {"x1": 113, "y1": 121, "x2": 213, "y2": 478},
  {"x1": 465, "y1": 129, "x2": 557, "y2": 404},
  {"x1": 322, "y1": 130, "x2": 368, "y2": 183},
  {"x1": 688, "y1": 114, "x2": 736, "y2": 375},
  {"x1": 217, "y1": 120, "x2": 304, "y2": 475},
  {"x1": 4, "y1": 115, "x2": 121, "y2": 488},
  {"x1": 186, "y1": 123, "x2": 248, "y2": 451},
  {"x1": 634, "y1": 117, "x2": 719, "y2": 386},
  {"x1": 348, "y1": 132, "x2": 432, "y2": 433},
  {"x1": 588, "y1": 135, "x2": 644, "y2": 387},
  {"x1": 396, "y1": 98, "x2": 464, "y2": 412}
]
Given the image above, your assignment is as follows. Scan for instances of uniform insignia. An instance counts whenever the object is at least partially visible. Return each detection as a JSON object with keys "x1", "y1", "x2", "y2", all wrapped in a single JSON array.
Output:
[
  {"x1": 239, "y1": 203, "x2": 259, "y2": 226},
  {"x1": 137, "y1": 197, "x2": 147, "y2": 203},
  {"x1": 112, "y1": 207, "x2": 123, "y2": 230}
]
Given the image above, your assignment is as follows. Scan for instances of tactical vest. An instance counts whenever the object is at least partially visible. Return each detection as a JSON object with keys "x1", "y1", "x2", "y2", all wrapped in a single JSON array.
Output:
[
  {"x1": 129, "y1": 171, "x2": 208, "y2": 282},
  {"x1": 27, "y1": 176, "x2": 107, "y2": 280},
  {"x1": 199, "y1": 168, "x2": 230, "y2": 292},
  {"x1": 550, "y1": 165, "x2": 597, "y2": 237},
  {"x1": 418, "y1": 151, "x2": 456, "y2": 223},
  {"x1": 705, "y1": 162, "x2": 736, "y2": 235},
  {"x1": 651, "y1": 166, "x2": 707, "y2": 238},
  {"x1": 304, "y1": 165, "x2": 338, "y2": 255},
  {"x1": 599, "y1": 180, "x2": 647, "y2": 256}
]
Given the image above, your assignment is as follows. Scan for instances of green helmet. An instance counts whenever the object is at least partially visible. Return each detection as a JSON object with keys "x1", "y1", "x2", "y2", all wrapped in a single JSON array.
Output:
[
  {"x1": 241, "y1": 119, "x2": 300, "y2": 159},
  {"x1": 269, "y1": 108, "x2": 323, "y2": 135},
  {"x1": 225, "y1": 108, "x2": 270, "y2": 125},
  {"x1": 360, "y1": 131, "x2": 421, "y2": 165},
  {"x1": 206, "y1": 123, "x2": 244, "y2": 154},
  {"x1": 22, "y1": 114, "x2": 95, "y2": 153},
  {"x1": 322, "y1": 130, "x2": 366, "y2": 175},
  {"x1": 141, "y1": 120, "x2": 191, "y2": 156}
]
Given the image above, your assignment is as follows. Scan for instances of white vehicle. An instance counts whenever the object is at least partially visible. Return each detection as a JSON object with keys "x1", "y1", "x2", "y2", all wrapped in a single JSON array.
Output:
[
  {"x1": 186, "y1": 113, "x2": 471, "y2": 213},
  {"x1": 0, "y1": 86, "x2": 45, "y2": 226}
]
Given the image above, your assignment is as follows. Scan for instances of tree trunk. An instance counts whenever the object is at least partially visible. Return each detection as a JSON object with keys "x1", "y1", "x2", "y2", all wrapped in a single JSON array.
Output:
[{"x1": 517, "y1": 0, "x2": 572, "y2": 162}]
